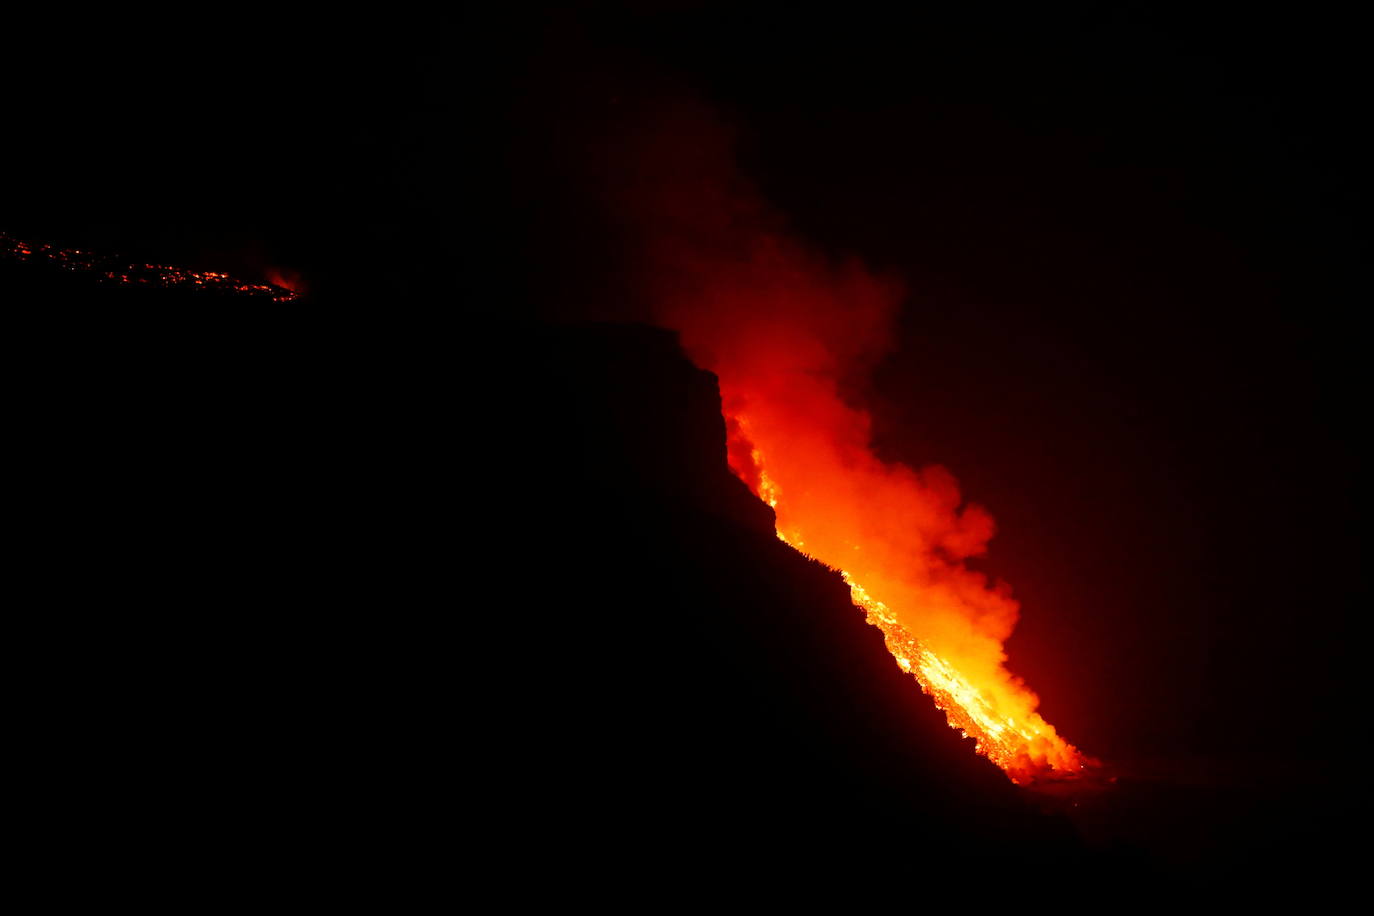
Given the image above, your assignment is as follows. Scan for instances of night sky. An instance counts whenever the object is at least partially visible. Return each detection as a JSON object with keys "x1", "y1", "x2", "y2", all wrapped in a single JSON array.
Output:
[
  {"x1": 6, "y1": 14, "x2": 443, "y2": 302},
  {"x1": 8, "y1": 4, "x2": 1366, "y2": 863}
]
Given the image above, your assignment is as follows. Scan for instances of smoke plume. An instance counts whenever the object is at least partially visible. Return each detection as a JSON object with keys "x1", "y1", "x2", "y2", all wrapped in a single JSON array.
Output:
[{"x1": 590, "y1": 98, "x2": 1082, "y2": 778}]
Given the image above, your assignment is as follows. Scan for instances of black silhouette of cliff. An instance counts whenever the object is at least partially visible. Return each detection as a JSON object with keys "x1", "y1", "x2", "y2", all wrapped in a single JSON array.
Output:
[
  {"x1": 0, "y1": 244, "x2": 1108, "y2": 882},
  {"x1": 497, "y1": 322, "x2": 1094, "y2": 879},
  {"x1": 493, "y1": 321, "x2": 1358, "y2": 886},
  {"x1": 13, "y1": 238, "x2": 1353, "y2": 885}
]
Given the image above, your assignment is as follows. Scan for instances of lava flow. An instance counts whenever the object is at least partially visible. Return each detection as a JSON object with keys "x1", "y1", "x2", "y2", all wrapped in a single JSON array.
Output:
[
  {"x1": 658, "y1": 257, "x2": 1092, "y2": 784},
  {"x1": 722, "y1": 376, "x2": 1088, "y2": 784},
  {"x1": 740, "y1": 420, "x2": 1087, "y2": 784},
  {"x1": 1, "y1": 231, "x2": 300, "y2": 302},
  {"x1": 645, "y1": 225, "x2": 1091, "y2": 782},
  {"x1": 598, "y1": 100, "x2": 1091, "y2": 784}
]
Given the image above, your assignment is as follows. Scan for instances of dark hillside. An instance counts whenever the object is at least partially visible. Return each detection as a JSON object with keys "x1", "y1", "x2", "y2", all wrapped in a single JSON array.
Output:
[{"x1": 500, "y1": 322, "x2": 1092, "y2": 879}]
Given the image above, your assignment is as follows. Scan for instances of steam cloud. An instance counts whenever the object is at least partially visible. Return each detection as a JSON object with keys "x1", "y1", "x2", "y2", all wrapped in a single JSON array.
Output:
[{"x1": 587, "y1": 97, "x2": 1080, "y2": 776}]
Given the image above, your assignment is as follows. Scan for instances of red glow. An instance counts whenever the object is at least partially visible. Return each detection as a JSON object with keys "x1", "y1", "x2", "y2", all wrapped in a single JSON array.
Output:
[
  {"x1": 265, "y1": 266, "x2": 305, "y2": 296},
  {"x1": 614, "y1": 103, "x2": 1092, "y2": 783}
]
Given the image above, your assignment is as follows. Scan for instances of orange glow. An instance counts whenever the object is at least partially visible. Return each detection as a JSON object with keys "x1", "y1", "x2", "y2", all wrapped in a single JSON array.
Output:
[
  {"x1": 601, "y1": 100, "x2": 1091, "y2": 784},
  {"x1": 265, "y1": 266, "x2": 305, "y2": 296},
  {"x1": 728, "y1": 399, "x2": 1087, "y2": 783},
  {"x1": 649, "y1": 228, "x2": 1089, "y2": 783}
]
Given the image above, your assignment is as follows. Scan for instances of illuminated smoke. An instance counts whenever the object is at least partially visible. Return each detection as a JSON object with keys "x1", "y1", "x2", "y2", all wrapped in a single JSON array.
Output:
[
  {"x1": 265, "y1": 266, "x2": 305, "y2": 297},
  {"x1": 600, "y1": 101, "x2": 1088, "y2": 782}
]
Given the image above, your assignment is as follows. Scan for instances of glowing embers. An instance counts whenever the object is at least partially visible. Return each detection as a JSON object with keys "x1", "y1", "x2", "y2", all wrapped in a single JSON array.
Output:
[
  {"x1": 743, "y1": 433, "x2": 1088, "y2": 785},
  {"x1": 755, "y1": 453, "x2": 781, "y2": 509},
  {"x1": 851, "y1": 576, "x2": 1083, "y2": 783},
  {"x1": 1, "y1": 231, "x2": 300, "y2": 302}
]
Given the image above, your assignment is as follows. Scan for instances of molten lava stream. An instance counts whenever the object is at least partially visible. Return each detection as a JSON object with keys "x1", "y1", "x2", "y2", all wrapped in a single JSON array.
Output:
[{"x1": 734, "y1": 422, "x2": 1088, "y2": 786}]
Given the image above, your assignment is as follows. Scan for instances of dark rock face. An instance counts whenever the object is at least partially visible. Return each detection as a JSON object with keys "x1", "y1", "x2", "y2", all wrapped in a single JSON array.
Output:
[
  {"x1": 504, "y1": 322, "x2": 1366, "y2": 890},
  {"x1": 6, "y1": 252, "x2": 394, "y2": 862},
  {"x1": 13, "y1": 254, "x2": 1348, "y2": 884},
  {"x1": 539, "y1": 323, "x2": 776, "y2": 537},
  {"x1": 499, "y1": 322, "x2": 1091, "y2": 877}
]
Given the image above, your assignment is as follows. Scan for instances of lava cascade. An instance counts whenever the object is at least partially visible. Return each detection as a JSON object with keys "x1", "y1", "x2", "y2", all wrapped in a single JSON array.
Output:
[
  {"x1": 689, "y1": 267, "x2": 1087, "y2": 783},
  {"x1": 612, "y1": 103, "x2": 1089, "y2": 784},
  {"x1": 739, "y1": 402, "x2": 1086, "y2": 782}
]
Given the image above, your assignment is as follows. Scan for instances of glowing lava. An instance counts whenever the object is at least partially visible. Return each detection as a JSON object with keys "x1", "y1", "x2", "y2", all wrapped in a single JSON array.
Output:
[
  {"x1": 730, "y1": 414, "x2": 1088, "y2": 785},
  {"x1": 593, "y1": 98, "x2": 1091, "y2": 785},
  {"x1": 2, "y1": 232, "x2": 300, "y2": 302},
  {"x1": 651, "y1": 230, "x2": 1091, "y2": 784}
]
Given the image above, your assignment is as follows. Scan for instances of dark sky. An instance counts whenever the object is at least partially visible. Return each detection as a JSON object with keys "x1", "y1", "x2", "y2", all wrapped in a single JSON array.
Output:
[
  {"x1": 5, "y1": 14, "x2": 444, "y2": 301},
  {"x1": 9, "y1": 6, "x2": 1364, "y2": 771}
]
